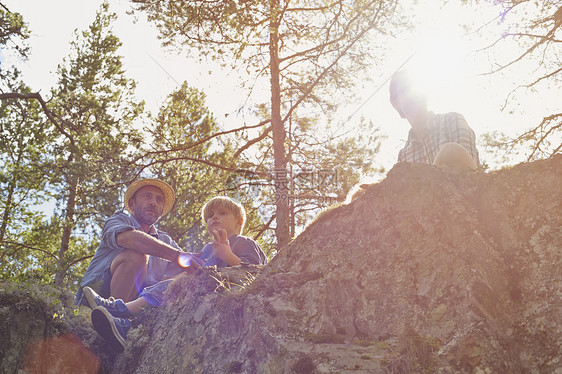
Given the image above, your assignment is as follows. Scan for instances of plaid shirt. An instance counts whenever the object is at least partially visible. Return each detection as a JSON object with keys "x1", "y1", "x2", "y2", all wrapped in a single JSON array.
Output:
[{"x1": 398, "y1": 112, "x2": 479, "y2": 165}]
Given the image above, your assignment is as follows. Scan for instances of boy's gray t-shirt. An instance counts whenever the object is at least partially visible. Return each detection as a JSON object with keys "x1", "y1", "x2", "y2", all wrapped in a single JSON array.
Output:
[
  {"x1": 141, "y1": 234, "x2": 267, "y2": 306},
  {"x1": 199, "y1": 234, "x2": 268, "y2": 267},
  {"x1": 163, "y1": 234, "x2": 267, "y2": 279}
]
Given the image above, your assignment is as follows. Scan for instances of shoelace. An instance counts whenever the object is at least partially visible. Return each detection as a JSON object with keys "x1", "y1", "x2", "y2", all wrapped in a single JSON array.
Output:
[{"x1": 101, "y1": 296, "x2": 117, "y2": 307}]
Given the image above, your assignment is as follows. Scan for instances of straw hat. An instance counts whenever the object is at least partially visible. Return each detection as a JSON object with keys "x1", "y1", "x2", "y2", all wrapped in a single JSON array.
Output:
[{"x1": 124, "y1": 179, "x2": 175, "y2": 217}]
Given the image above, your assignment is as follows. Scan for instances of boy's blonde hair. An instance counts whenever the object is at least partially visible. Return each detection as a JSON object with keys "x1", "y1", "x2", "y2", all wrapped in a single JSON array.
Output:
[{"x1": 202, "y1": 196, "x2": 246, "y2": 233}]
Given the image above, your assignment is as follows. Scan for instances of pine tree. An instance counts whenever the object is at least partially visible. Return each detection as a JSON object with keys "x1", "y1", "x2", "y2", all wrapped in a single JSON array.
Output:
[
  {"x1": 46, "y1": 3, "x2": 144, "y2": 286},
  {"x1": 132, "y1": 0, "x2": 401, "y2": 248}
]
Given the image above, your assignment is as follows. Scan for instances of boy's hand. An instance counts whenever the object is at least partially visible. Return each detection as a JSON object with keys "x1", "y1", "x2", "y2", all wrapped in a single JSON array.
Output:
[
  {"x1": 211, "y1": 229, "x2": 231, "y2": 258},
  {"x1": 212, "y1": 229, "x2": 241, "y2": 266}
]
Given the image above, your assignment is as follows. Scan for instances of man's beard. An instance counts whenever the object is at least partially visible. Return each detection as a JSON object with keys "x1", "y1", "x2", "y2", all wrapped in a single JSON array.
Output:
[{"x1": 134, "y1": 208, "x2": 159, "y2": 227}]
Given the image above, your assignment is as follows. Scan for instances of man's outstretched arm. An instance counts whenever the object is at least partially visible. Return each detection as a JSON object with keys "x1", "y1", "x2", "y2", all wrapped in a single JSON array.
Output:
[{"x1": 116, "y1": 230, "x2": 182, "y2": 263}]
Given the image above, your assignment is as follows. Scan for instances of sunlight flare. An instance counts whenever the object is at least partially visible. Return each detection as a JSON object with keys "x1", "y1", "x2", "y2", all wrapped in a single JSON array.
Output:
[
  {"x1": 407, "y1": 29, "x2": 473, "y2": 111},
  {"x1": 178, "y1": 253, "x2": 193, "y2": 268}
]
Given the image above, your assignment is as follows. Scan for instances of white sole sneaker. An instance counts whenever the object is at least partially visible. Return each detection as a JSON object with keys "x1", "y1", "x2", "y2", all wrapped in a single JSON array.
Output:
[
  {"x1": 91, "y1": 306, "x2": 126, "y2": 353},
  {"x1": 82, "y1": 286, "x2": 98, "y2": 310}
]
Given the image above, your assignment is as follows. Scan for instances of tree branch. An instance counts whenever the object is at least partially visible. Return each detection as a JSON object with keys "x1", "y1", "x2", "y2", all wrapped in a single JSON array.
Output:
[
  {"x1": 252, "y1": 214, "x2": 276, "y2": 241},
  {"x1": 2, "y1": 240, "x2": 59, "y2": 261},
  {"x1": 68, "y1": 254, "x2": 94, "y2": 268},
  {"x1": 280, "y1": 1, "x2": 385, "y2": 127},
  {"x1": 233, "y1": 125, "x2": 272, "y2": 158},
  {"x1": 0, "y1": 92, "x2": 76, "y2": 147},
  {"x1": 133, "y1": 119, "x2": 270, "y2": 164},
  {"x1": 481, "y1": 10, "x2": 561, "y2": 75},
  {"x1": 134, "y1": 155, "x2": 270, "y2": 179},
  {"x1": 501, "y1": 66, "x2": 562, "y2": 110}
]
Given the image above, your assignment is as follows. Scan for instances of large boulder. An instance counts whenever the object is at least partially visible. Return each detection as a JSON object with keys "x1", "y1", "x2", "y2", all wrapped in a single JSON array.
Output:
[
  {"x1": 2, "y1": 156, "x2": 560, "y2": 373},
  {"x1": 116, "y1": 156, "x2": 561, "y2": 373}
]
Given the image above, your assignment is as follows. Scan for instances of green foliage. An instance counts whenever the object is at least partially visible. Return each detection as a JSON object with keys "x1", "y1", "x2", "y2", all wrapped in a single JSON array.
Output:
[
  {"x1": 133, "y1": 0, "x2": 402, "y2": 248},
  {"x1": 0, "y1": 73, "x2": 52, "y2": 236},
  {"x1": 481, "y1": 120, "x2": 561, "y2": 168},
  {"x1": 0, "y1": 279, "x2": 100, "y2": 374},
  {"x1": 44, "y1": 2, "x2": 145, "y2": 285},
  {"x1": 132, "y1": 0, "x2": 402, "y2": 106},
  {"x1": 2, "y1": 0, "x2": 393, "y2": 283},
  {"x1": 0, "y1": 66, "x2": 57, "y2": 284},
  {"x1": 0, "y1": 213, "x2": 96, "y2": 289},
  {"x1": 1, "y1": 2, "x2": 278, "y2": 285},
  {"x1": 0, "y1": 280, "x2": 78, "y2": 315},
  {"x1": 0, "y1": 3, "x2": 146, "y2": 286},
  {"x1": 0, "y1": 3, "x2": 30, "y2": 62},
  {"x1": 480, "y1": 130, "x2": 524, "y2": 168},
  {"x1": 140, "y1": 82, "x2": 272, "y2": 255},
  {"x1": 226, "y1": 114, "x2": 384, "y2": 242},
  {"x1": 143, "y1": 82, "x2": 234, "y2": 249}
]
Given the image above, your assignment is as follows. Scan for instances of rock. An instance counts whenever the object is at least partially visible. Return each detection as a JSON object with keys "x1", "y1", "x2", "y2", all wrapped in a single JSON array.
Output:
[
  {"x1": 118, "y1": 156, "x2": 562, "y2": 373},
  {"x1": 0, "y1": 283, "x2": 113, "y2": 374},
  {"x1": 2, "y1": 156, "x2": 561, "y2": 373}
]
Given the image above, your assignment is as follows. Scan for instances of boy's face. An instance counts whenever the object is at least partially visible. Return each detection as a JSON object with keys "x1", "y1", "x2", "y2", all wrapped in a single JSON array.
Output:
[{"x1": 206, "y1": 207, "x2": 243, "y2": 237}]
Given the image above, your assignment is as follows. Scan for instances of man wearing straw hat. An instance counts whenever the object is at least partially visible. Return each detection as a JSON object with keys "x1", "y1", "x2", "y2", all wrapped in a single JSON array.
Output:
[{"x1": 75, "y1": 178, "x2": 200, "y2": 306}]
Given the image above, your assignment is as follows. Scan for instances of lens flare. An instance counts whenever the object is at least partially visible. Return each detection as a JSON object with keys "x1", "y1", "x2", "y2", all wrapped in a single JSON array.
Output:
[
  {"x1": 22, "y1": 334, "x2": 100, "y2": 373},
  {"x1": 406, "y1": 27, "x2": 474, "y2": 113},
  {"x1": 178, "y1": 253, "x2": 192, "y2": 268}
]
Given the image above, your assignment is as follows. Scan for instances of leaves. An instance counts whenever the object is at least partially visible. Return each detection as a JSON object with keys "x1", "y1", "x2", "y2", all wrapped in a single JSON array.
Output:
[
  {"x1": 0, "y1": 3, "x2": 145, "y2": 287},
  {"x1": 133, "y1": 0, "x2": 402, "y2": 247},
  {"x1": 0, "y1": 3, "x2": 30, "y2": 61},
  {"x1": 473, "y1": 0, "x2": 562, "y2": 160}
]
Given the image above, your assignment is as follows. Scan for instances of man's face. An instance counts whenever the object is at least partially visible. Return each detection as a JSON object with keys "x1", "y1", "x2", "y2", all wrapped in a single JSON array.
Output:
[
  {"x1": 206, "y1": 207, "x2": 242, "y2": 237},
  {"x1": 129, "y1": 185, "x2": 165, "y2": 227},
  {"x1": 390, "y1": 80, "x2": 427, "y2": 120}
]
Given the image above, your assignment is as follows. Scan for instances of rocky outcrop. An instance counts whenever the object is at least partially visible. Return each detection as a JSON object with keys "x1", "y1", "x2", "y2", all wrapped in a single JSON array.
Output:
[
  {"x1": 0, "y1": 283, "x2": 113, "y2": 374},
  {"x1": 2, "y1": 156, "x2": 561, "y2": 373},
  {"x1": 118, "y1": 156, "x2": 561, "y2": 373}
]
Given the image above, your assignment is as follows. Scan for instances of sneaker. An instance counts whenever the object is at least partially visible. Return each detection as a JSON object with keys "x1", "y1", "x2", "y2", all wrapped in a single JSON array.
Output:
[
  {"x1": 82, "y1": 286, "x2": 132, "y2": 318},
  {"x1": 91, "y1": 306, "x2": 131, "y2": 353}
]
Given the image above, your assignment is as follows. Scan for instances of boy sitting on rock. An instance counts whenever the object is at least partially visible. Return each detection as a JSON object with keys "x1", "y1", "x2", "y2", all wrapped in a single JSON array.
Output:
[{"x1": 82, "y1": 196, "x2": 268, "y2": 352}]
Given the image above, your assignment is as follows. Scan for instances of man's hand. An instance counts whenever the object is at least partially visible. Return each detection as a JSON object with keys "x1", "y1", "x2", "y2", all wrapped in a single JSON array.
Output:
[{"x1": 177, "y1": 252, "x2": 204, "y2": 269}]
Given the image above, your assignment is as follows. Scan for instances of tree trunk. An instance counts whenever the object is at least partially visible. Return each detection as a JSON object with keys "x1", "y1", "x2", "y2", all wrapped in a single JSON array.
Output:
[
  {"x1": 269, "y1": 0, "x2": 290, "y2": 250},
  {"x1": 54, "y1": 173, "x2": 79, "y2": 286},
  {"x1": 0, "y1": 146, "x2": 24, "y2": 247}
]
